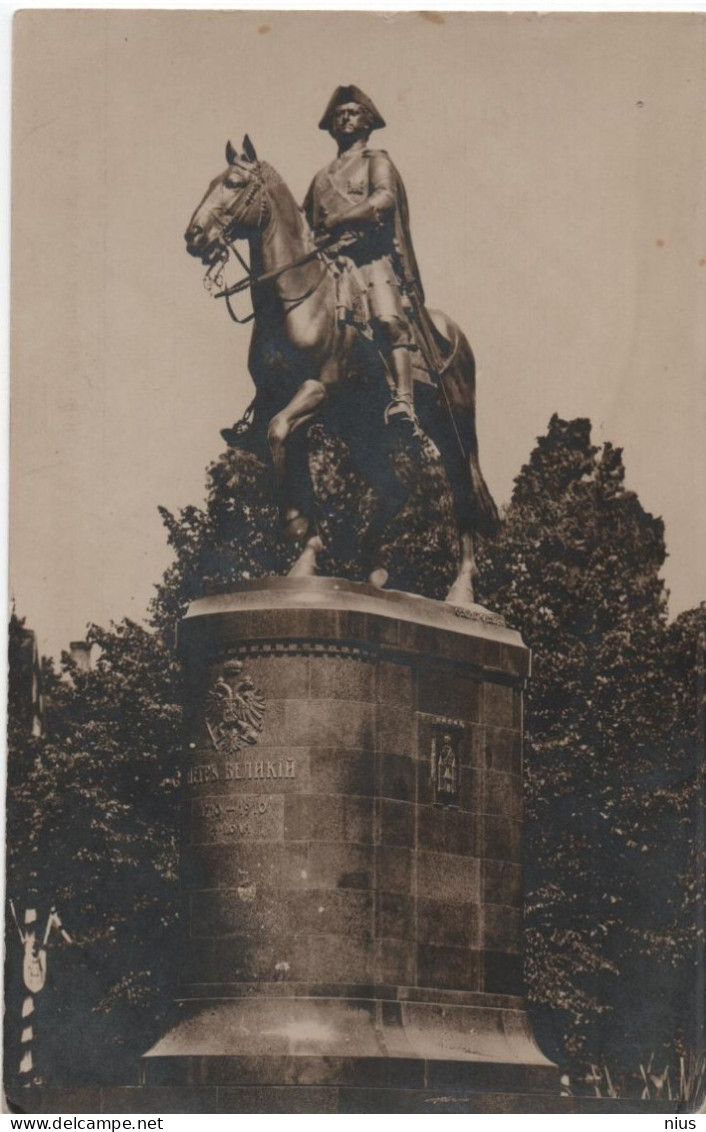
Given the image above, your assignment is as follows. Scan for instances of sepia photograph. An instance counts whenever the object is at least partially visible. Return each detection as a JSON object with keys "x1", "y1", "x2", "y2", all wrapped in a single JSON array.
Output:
[{"x1": 4, "y1": 8, "x2": 705, "y2": 1115}]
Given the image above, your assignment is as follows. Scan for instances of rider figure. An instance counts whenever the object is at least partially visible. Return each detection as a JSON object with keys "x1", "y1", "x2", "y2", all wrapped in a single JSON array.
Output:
[{"x1": 304, "y1": 85, "x2": 430, "y2": 432}]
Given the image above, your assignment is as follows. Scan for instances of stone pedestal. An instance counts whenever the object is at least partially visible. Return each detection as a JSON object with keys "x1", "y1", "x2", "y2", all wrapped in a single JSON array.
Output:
[{"x1": 143, "y1": 578, "x2": 557, "y2": 1112}]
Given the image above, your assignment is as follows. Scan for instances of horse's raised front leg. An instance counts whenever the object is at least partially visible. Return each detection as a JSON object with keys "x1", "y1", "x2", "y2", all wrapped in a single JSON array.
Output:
[
  {"x1": 267, "y1": 378, "x2": 327, "y2": 541},
  {"x1": 446, "y1": 529, "x2": 478, "y2": 606}
]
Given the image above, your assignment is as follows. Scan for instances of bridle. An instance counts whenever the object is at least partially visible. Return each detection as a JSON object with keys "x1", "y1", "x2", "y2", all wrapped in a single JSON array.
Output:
[
  {"x1": 202, "y1": 241, "x2": 256, "y2": 326},
  {"x1": 200, "y1": 162, "x2": 334, "y2": 325}
]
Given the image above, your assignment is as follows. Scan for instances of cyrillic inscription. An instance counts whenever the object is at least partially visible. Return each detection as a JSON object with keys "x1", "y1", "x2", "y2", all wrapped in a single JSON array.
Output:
[
  {"x1": 192, "y1": 794, "x2": 284, "y2": 843},
  {"x1": 451, "y1": 604, "x2": 505, "y2": 627},
  {"x1": 225, "y1": 757, "x2": 296, "y2": 780},
  {"x1": 186, "y1": 758, "x2": 295, "y2": 786},
  {"x1": 187, "y1": 764, "x2": 220, "y2": 784}
]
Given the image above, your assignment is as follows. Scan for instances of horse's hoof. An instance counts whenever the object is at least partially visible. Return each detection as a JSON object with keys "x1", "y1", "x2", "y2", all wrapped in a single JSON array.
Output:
[
  {"x1": 220, "y1": 424, "x2": 267, "y2": 457},
  {"x1": 446, "y1": 579, "x2": 475, "y2": 606},
  {"x1": 368, "y1": 567, "x2": 389, "y2": 590},
  {"x1": 282, "y1": 511, "x2": 310, "y2": 542},
  {"x1": 288, "y1": 535, "x2": 323, "y2": 577}
]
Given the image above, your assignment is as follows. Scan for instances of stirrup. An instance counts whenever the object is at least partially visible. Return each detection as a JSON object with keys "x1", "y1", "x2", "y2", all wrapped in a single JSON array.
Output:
[
  {"x1": 384, "y1": 398, "x2": 421, "y2": 436},
  {"x1": 221, "y1": 422, "x2": 248, "y2": 446},
  {"x1": 220, "y1": 401, "x2": 266, "y2": 452}
]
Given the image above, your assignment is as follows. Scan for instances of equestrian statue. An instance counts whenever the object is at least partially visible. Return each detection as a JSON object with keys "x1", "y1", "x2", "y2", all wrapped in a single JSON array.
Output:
[{"x1": 184, "y1": 85, "x2": 499, "y2": 604}]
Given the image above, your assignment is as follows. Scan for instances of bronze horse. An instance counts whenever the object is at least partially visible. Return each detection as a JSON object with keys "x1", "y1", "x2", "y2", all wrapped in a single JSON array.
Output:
[{"x1": 185, "y1": 137, "x2": 498, "y2": 603}]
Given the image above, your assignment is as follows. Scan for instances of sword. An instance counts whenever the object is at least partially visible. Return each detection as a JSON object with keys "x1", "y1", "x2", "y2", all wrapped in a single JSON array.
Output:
[
  {"x1": 406, "y1": 288, "x2": 445, "y2": 382},
  {"x1": 405, "y1": 287, "x2": 468, "y2": 461}
]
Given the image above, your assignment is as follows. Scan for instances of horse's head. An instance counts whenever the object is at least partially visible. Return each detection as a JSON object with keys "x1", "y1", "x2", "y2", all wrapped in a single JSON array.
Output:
[{"x1": 185, "y1": 136, "x2": 267, "y2": 264}]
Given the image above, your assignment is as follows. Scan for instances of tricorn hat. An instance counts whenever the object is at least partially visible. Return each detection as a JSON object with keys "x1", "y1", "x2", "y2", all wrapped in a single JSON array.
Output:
[{"x1": 318, "y1": 84, "x2": 386, "y2": 132}]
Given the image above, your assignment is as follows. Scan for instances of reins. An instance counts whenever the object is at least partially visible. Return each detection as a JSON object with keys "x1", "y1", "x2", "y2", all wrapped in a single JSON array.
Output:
[
  {"x1": 221, "y1": 241, "x2": 257, "y2": 325},
  {"x1": 215, "y1": 235, "x2": 338, "y2": 299},
  {"x1": 212, "y1": 234, "x2": 338, "y2": 324}
]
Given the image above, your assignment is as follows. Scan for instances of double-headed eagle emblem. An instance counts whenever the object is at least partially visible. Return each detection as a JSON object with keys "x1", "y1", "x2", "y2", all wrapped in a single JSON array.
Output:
[{"x1": 205, "y1": 659, "x2": 266, "y2": 753}]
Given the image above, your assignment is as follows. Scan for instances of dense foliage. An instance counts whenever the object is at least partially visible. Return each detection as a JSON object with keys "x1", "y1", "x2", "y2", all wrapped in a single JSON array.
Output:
[
  {"x1": 5, "y1": 413, "x2": 703, "y2": 1091},
  {"x1": 477, "y1": 416, "x2": 704, "y2": 1075},
  {"x1": 5, "y1": 620, "x2": 182, "y2": 1084}
]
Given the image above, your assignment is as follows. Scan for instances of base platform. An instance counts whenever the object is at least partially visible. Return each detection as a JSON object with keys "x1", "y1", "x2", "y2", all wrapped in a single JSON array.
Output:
[{"x1": 135, "y1": 578, "x2": 559, "y2": 1112}]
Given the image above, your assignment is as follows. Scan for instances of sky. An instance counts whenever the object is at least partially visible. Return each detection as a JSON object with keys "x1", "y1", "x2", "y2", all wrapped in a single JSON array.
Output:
[{"x1": 7, "y1": 8, "x2": 706, "y2": 661}]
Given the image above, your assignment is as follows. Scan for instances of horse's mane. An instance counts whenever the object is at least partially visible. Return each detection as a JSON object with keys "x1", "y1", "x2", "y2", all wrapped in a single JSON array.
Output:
[
  {"x1": 258, "y1": 160, "x2": 314, "y2": 243},
  {"x1": 258, "y1": 161, "x2": 286, "y2": 194}
]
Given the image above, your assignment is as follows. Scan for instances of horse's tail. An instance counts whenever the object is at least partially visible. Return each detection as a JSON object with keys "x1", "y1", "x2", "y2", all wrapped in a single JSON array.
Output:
[
  {"x1": 466, "y1": 441, "x2": 501, "y2": 539},
  {"x1": 430, "y1": 311, "x2": 501, "y2": 540}
]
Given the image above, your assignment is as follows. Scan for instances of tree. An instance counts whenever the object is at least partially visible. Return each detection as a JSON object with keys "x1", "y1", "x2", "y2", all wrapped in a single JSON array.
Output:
[
  {"x1": 6, "y1": 621, "x2": 183, "y2": 1084},
  {"x1": 478, "y1": 415, "x2": 702, "y2": 1076}
]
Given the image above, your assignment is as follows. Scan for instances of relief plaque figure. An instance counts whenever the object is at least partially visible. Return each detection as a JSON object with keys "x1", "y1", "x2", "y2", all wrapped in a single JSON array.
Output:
[{"x1": 433, "y1": 730, "x2": 460, "y2": 807}]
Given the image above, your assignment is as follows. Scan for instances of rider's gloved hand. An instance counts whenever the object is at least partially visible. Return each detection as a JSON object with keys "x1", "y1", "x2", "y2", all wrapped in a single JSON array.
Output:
[
  {"x1": 321, "y1": 210, "x2": 348, "y2": 232},
  {"x1": 315, "y1": 223, "x2": 359, "y2": 253}
]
